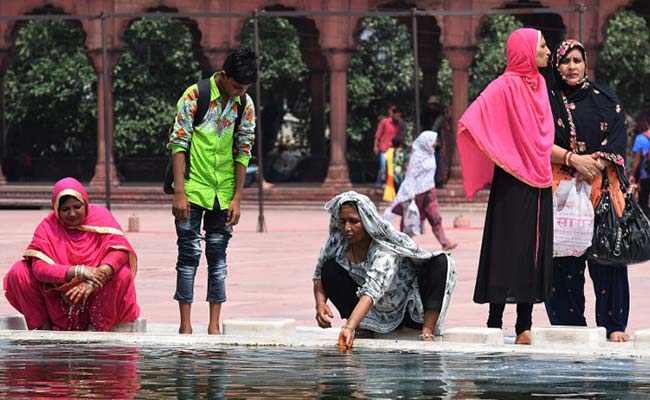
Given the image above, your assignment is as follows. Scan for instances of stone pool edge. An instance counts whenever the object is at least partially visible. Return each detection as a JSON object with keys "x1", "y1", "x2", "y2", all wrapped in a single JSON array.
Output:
[{"x1": 1, "y1": 328, "x2": 649, "y2": 360}]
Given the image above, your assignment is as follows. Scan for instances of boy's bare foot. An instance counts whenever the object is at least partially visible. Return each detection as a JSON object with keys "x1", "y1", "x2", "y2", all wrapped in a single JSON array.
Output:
[
  {"x1": 515, "y1": 330, "x2": 532, "y2": 345},
  {"x1": 609, "y1": 331, "x2": 630, "y2": 342},
  {"x1": 178, "y1": 325, "x2": 193, "y2": 334}
]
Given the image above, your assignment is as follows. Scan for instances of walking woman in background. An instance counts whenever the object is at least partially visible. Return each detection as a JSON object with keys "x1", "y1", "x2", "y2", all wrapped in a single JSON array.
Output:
[
  {"x1": 384, "y1": 130, "x2": 457, "y2": 251},
  {"x1": 457, "y1": 28, "x2": 554, "y2": 344},
  {"x1": 544, "y1": 39, "x2": 631, "y2": 342}
]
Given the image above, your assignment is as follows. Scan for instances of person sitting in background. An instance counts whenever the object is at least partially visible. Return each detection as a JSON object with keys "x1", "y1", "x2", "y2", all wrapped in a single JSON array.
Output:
[
  {"x1": 3, "y1": 177, "x2": 140, "y2": 331},
  {"x1": 312, "y1": 191, "x2": 455, "y2": 349}
]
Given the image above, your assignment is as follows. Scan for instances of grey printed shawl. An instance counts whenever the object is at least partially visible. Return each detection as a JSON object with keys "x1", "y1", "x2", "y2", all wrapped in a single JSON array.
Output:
[{"x1": 313, "y1": 191, "x2": 456, "y2": 335}]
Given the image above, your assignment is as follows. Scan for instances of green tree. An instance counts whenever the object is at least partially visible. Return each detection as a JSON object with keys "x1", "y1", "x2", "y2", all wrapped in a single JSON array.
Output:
[
  {"x1": 468, "y1": 15, "x2": 523, "y2": 101},
  {"x1": 597, "y1": 9, "x2": 650, "y2": 116},
  {"x1": 5, "y1": 19, "x2": 96, "y2": 157},
  {"x1": 240, "y1": 17, "x2": 309, "y2": 156},
  {"x1": 348, "y1": 17, "x2": 416, "y2": 159},
  {"x1": 113, "y1": 18, "x2": 201, "y2": 158}
]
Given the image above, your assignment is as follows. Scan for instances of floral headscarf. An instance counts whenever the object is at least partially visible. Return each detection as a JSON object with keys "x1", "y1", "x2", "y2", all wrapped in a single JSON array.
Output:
[{"x1": 554, "y1": 39, "x2": 588, "y2": 88}]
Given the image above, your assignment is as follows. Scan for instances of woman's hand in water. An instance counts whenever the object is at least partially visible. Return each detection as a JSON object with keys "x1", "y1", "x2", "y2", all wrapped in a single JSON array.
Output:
[
  {"x1": 66, "y1": 282, "x2": 96, "y2": 304},
  {"x1": 338, "y1": 326, "x2": 355, "y2": 350}
]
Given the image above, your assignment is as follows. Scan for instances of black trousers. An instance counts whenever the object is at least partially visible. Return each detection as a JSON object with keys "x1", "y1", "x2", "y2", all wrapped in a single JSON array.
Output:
[
  {"x1": 320, "y1": 255, "x2": 448, "y2": 329},
  {"x1": 486, "y1": 303, "x2": 533, "y2": 336}
]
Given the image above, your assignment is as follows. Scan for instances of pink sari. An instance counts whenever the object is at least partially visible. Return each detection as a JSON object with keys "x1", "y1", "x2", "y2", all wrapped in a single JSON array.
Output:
[
  {"x1": 458, "y1": 28, "x2": 554, "y2": 199},
  {"x1": 4, "y1": 178, "x2": 140, "y2": 331}
]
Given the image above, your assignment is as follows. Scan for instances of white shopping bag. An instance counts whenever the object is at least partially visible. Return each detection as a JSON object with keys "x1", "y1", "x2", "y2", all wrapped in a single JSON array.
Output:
[
  {"x1": 553, "y1": 178, "x2": 594, "y2": 257},
  {"x1": 403, "y1": 200, "x2": 422, "y2": 237}
]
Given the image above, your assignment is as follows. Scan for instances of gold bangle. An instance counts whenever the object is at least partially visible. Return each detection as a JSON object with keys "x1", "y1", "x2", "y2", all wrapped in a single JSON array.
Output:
[{"x1": 341, "y1": 324, "x2": 355, "y2": 332}]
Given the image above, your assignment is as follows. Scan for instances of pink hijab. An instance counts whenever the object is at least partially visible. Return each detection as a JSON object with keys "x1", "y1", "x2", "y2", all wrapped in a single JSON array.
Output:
[
  {"x1": 25, "y1": 177, "x2": 137, "y2": 286},
  {"x1": 457, "y1": 28, "x2": 554, "y2": 198}
]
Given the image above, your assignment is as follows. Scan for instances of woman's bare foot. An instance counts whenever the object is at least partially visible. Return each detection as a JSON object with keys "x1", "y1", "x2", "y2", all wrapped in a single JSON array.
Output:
[
  {"x1": 515, "y1": 330, "x2": 532, "y2": 345},
  {"x1": 419, "y1": 331, "x2": 435, "y2": 341},
  {"x1": 208, "y1": 327, "x2": 221, "y2": 335},
  {"x1": 609, "y1": 331, "x2": 630, "y2": 342},
  {"x1": 178, "y1": 325, "x2": 193, "y2": 334},
  {"x1": 443, "y1": 243, "x2": 458, "y2": 251}
]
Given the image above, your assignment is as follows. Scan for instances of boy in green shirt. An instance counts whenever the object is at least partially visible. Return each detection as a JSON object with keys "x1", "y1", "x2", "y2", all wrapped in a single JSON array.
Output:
[{"x1": 168, "y1": 47, "x2": 257, "y2": 334}]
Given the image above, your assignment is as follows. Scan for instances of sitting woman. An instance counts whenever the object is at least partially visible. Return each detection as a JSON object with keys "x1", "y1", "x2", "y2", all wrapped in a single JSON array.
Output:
[
  {"x1": 3, "y1": 177, "x2": 140, "y2": 331},
  {"x1": 312, "y1": 191, "x2": 455, "y2": 349}
]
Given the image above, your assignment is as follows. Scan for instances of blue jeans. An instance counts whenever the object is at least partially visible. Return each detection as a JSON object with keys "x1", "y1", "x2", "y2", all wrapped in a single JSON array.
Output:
[
  {"x1": 174, "y1": 198, "x2": 232, "y2": 304},
  {"x1": 375, "y1": 151, "x2": 387, "y2": 186}
]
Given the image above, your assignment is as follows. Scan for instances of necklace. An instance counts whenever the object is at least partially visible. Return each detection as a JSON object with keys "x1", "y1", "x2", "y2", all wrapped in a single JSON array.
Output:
[{"x1": 349, "y1": 241, "x2": 369, "y2": 264}]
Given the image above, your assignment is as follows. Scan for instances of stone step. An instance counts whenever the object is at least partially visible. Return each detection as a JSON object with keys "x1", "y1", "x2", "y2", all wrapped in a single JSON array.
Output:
[
  {"x1": 442, "y1": 327, "x2": 504, "y2": 345},
  {"x1": 634, "y1": 329, "x2": 650, "y2": 350},
  {"x1": 111, "y1": 318, "x2": 147, "y2": 333},
  {"x1": 532, "y1": 326, "x2": 606, "y2": 348},
  {"x1": 0, "y1": 183, "x2": 489, "y2": 207},
  {"x1": 0, "y1": 314, "x2": 27, "y2": 330},
  {"x1": 222, "y1": 317, "x2": 296, "y2": 337}
]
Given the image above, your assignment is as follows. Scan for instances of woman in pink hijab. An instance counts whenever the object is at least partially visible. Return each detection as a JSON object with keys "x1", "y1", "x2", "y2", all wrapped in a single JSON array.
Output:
[
  {"x1": 457, "y1": 28, "x2": 553, "y2": 344},
  {"x1": 4, "y1": 177, "x2": 140, "y2": 331}
]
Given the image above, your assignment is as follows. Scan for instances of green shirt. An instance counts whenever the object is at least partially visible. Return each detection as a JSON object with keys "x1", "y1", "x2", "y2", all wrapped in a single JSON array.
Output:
[{"x1": 167, "y1": 74, "x2": 256, "y2": 210}]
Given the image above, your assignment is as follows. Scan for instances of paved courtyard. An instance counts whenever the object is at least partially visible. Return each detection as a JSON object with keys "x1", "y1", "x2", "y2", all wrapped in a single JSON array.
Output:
[{"x1": 1, "y1": 201, "x2": 650, "y2": 336}]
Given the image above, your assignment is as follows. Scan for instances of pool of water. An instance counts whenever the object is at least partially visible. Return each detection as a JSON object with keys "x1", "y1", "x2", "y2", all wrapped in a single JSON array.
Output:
[{"x1": 1, "y1": 340, "x2": 649, "y2": 399}]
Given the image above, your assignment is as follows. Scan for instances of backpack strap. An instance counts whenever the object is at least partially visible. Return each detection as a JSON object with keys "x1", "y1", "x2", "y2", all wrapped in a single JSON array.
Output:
[{"x1": 193, "y1": 78, "x2": 211, "y2": 126}]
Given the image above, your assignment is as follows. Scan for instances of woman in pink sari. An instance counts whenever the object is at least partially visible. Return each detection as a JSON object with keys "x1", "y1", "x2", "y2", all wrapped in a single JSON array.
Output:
[
  {"x1": 3, "y1": 177, "x2": 140, "y2": 331},
  {"x1": 457, "y1": 28, "x2": 554, "y2": 344}
]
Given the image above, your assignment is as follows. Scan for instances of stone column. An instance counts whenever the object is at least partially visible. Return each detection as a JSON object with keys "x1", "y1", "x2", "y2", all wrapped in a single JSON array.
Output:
[
  {"x1": 323, "y1": 49, "x2": 351, "y2": 186},
  {"x1": 89, "y1": 50, "x2": 120, "y2": 189},
  {"x1": 445, "y1": 46, "x2": 474, "y2": 179},
  {"x1": 0, "y1": 47, "x2": 9, "y2": 185},
  {"x1": 309, "y1": 69, "x2": 326, "y2": 159},
  {"x1": 584, "y1": 45, "x2": 600, "y2": 82}
]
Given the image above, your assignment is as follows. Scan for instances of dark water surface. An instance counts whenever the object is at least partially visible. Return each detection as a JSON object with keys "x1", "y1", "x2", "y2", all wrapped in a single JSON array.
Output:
[{"x1": 1, "y1": 340, "x2": 649, "y2": 399}]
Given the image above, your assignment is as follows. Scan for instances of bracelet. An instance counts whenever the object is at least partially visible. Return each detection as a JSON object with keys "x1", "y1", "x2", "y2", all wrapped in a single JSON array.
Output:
[
  {"x1": 563, "y1": 150, "x2": 573, "y2": 167},
  {"x1": 341, "y1": 324, "x2": 356, "y2": 335},
  {"x1": 74, "y1": 265, "x2": 85, "y2": 280},
  {"x1": 86, "y1": 280, "x2": 97, "y2": 287},
  {"x1": 567, "y1": 152, "x2": 574, "y2": 167}
]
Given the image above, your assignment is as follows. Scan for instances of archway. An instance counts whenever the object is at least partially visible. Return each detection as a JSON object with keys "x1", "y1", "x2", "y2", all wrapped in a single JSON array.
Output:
[
  {"x1": 112, "y1": 6, "x2": 203, "y2": 182},
  {"x1": 239, "y1": 6, "x2": 318, "y2": 182},
  {"x1": 502, "y1": 0, "x2": 567, "y2": 51},
  {"x1": 1, "y1": 5, "x2": 97, "y2": 183}
]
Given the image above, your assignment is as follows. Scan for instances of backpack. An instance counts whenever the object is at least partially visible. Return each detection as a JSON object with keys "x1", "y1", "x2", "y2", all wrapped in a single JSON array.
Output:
[{"x1": 163, "y1": 78, "x2": 247, "y2": 194}]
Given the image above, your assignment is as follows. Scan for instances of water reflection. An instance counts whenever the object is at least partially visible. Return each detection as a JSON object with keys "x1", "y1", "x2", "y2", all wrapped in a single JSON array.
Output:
[
  {"x1": 1, "y1": 340, "x2": 650, "y2": 399},
  {"x1": 0, "y1": 341, "x2": 140, "y2": 398}
]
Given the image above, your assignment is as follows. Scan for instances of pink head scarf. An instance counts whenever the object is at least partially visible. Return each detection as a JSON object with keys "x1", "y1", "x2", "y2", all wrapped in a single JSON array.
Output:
[
  {"x1": 25, "y1": 177, "x2": 137, "y2": 282},
  {"x1": 457, "y1": 28, "x2": 554, "y2": 198}
]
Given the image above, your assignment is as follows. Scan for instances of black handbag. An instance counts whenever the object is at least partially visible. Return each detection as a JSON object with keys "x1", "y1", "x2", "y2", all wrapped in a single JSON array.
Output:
[{"x1": 587, "y1": 165, "x2": 650, "y2": 265}]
